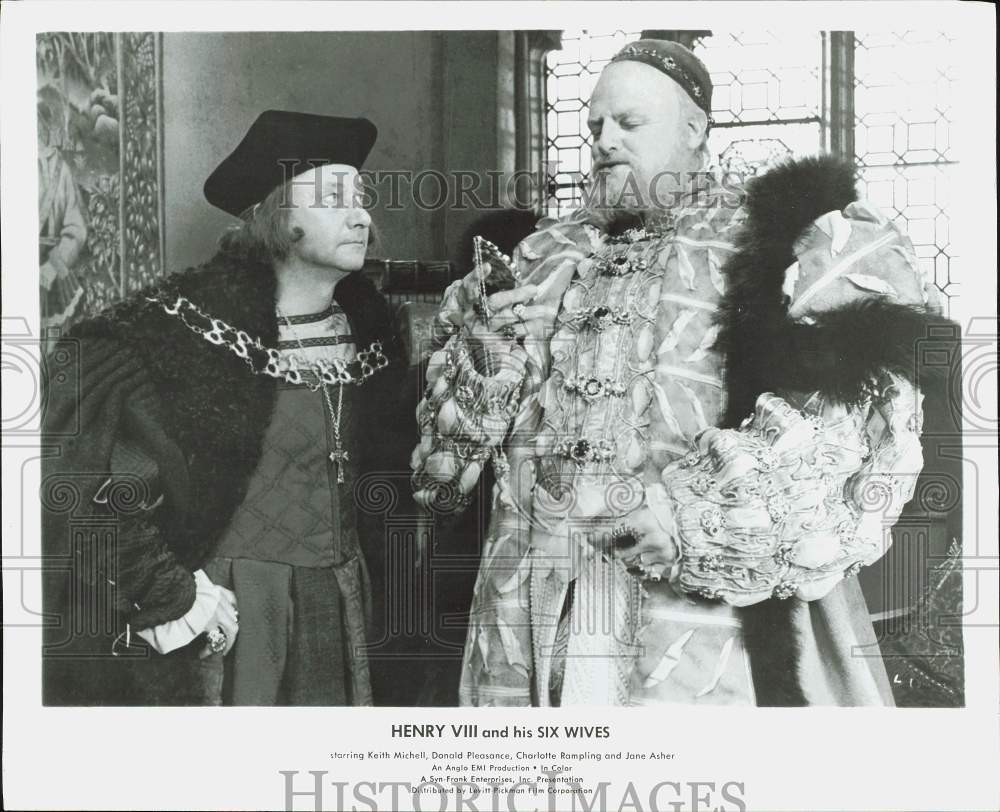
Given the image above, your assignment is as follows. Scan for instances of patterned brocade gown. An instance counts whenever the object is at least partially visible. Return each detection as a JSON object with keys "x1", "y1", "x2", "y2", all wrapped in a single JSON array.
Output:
[
  {"x1": 444, "y1": 176, "x2": 925, "y2": 707},
  {"x1": 462, "y1": 184, "x2": 756, "y2": 706}
]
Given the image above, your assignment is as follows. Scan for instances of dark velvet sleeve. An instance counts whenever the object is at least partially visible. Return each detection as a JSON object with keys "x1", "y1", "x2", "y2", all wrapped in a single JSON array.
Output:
[{"x1": 42, "y1": 336, "x2": 197, "y2": 633}]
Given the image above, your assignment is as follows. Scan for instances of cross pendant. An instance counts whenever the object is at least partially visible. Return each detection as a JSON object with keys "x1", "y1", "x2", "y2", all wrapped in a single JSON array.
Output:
[{"x1": 329, "y1": 443, "x2": 350, "y2": 485}]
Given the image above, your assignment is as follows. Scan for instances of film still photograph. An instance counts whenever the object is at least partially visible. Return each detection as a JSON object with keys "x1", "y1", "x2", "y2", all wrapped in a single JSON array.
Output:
[{"x1": 35, "y1": 27, "x2": 967, "y2": 711}]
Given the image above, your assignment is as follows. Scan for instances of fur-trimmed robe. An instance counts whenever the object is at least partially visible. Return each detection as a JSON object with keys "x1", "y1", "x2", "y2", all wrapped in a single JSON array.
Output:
[
  {"x1": 41, "y1": 252, "x2": 408, "y2": 705},
  {"x1": 416, "y1": 155, "x2": 947, "y2": 707},
  {"x1": 715, "y1": 157, "x2": 947, "y2": 704}
]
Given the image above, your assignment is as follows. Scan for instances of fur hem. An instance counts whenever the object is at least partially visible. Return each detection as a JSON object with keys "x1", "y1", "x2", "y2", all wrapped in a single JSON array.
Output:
[{"x1": 741, "y1": 599, "x2": 807, "y2": 706}]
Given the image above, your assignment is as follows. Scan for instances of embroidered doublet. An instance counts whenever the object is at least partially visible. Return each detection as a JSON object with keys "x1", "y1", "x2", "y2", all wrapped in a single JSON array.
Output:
[{"x1": 518, "y1": 190, "x2": 756, "y2": 707}]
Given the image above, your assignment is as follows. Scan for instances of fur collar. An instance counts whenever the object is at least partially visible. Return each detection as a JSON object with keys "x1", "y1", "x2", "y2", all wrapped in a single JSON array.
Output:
[
  {"x1": 716, "y1": 155, "x2": 943, "y2": 428},
  {"x1": 71, "y1": 252, "x2": 403, "y2": 568}
]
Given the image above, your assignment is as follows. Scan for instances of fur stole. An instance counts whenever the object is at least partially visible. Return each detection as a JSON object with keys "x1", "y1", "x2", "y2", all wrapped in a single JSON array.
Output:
[{"x1": 715, "y1": 155, "x2": 945, "y2": 705}]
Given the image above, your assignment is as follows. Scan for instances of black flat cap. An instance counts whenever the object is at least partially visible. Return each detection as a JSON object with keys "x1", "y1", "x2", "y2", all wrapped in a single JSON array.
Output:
[{"x1": 204, "y1": 110, "x2": 377, "y2": 218}]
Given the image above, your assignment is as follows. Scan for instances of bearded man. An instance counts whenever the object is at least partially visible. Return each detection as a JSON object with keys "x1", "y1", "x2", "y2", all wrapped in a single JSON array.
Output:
[
  {"x1": 411, "y1": 40, "x2": 943, "y2": 706},
  {"x1": 42, "y1": 111, "x2": 406, "y2": 705}
]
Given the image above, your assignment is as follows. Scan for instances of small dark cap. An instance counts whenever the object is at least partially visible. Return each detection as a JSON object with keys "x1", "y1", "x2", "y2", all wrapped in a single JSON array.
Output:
[
  {"x1": 203, "y1": 110, "x2": 377, "y2": 218},
  {"x1": 610, "y1": 39, "x2": 713, "y2": 120}
]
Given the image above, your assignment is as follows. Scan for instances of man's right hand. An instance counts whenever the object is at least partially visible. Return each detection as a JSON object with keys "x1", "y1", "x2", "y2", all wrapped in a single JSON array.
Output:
[
  {"x1": 463, "y1": 283, "x2": 540, "y2": 375},
  {"x1": 199, "y1": 584, "x2": 238, "y2": 659},
  {"x1": 437, "y1": 265, "x2": 551, "y2": 372}
]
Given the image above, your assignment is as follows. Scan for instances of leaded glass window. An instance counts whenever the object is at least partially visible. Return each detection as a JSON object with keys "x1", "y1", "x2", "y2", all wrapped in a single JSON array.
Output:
[
  {"x1": 544, "y1": 29, "x2": 824, "y2": 211},
  {"x1": 544, "y1": 29, "x2": 641, "y2": 213},
  {"x1": 853, "y1": 32, "x2": 960, "y2": 303},
  {"x1": 543, "y1": 29, "x2": 959, "y2": 307}
]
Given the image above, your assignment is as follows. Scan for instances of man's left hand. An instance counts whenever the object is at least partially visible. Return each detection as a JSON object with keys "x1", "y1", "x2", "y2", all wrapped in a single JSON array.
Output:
[
  {"x1": 608, "y1": 505, "x2": 678, "y2": 582},
  {"x1": 481, "y1": 286, "x2": 557, "y2": 343}
]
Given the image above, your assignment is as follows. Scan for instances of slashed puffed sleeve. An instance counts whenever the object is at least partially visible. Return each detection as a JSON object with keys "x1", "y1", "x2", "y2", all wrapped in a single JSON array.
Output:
[
  {"x1": 410, "y1": 333, "x2": 526, "y2": 508},
  {"x1": 660, "y1": 384, "x2": 923, "y2": 606},
  {"x1": 410, "y1": 216, "x2": 594, "y2": 510},
  {"x1": 657, "y1": 198, "x2": 932, "y2": 606}
]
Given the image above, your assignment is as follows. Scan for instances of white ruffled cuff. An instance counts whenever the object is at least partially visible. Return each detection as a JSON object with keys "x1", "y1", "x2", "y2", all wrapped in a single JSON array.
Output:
[{"x1": 135, "y1": 569, "x2": 221, "y2": 654}]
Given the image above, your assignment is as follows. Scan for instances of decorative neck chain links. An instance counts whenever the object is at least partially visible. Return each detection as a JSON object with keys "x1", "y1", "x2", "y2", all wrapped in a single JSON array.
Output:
[
  {"x1": 149, "y1": 294, "x2": 388, "y2": 391},
  {"x1": 596, "y1": 214, "x2": 674, "y2": 276},
  {"x1": 604, "y1": 210, "x2": 676, "y2": 244},
  {"x1": 276, "y1": 303, "x2": 350, "y2": 485}
]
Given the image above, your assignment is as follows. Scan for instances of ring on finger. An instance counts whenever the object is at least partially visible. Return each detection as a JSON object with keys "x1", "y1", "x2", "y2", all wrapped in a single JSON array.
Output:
[
  {"x1": 636, "y1": 553, "x2": 664, "y2": 582},
  {"x1": 206, "y1": 626, "x2": 227, "y2": 654},
  {"x1": 512, "y1": 303, "x2": 527, "y2": 322},
  {"x1": 626, "y1": 564, "x2": 647, "y2": 579}
]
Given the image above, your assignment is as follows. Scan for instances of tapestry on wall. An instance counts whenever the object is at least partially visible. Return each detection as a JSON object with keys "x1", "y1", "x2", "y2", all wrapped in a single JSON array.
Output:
[{"x1": 36, "y1": 32, "x2": 164, "y2": 347}]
